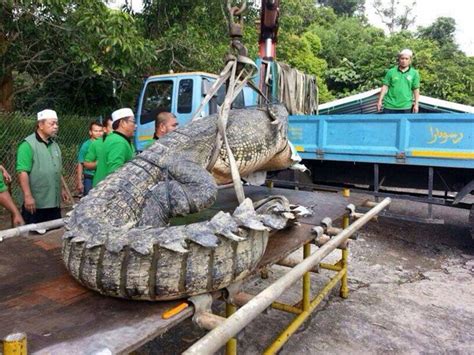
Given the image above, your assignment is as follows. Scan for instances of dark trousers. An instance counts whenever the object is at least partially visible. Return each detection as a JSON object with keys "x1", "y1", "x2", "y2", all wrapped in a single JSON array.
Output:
[
  {"x1": 22, "y1": 206, "x2": 62, "y2": 224},
  {"x1": 84, "y1": 176, "x2": 93, "y2": 196},
  {"x1": 382, "y1": 108, "x2": 412, "y2": 114}
]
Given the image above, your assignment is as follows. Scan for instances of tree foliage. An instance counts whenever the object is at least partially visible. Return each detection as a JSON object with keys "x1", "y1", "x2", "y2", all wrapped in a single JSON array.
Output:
[
  {"x1": 318, "y1": 0, "x2": 366, "y2": 16},
  {"x1": 418, "y1": 17, "x2": 456, "y2": 47},
  {"x1": 1, "y1": 0, "x2": 155, "y2": 114},
  {"x1": 1, "y1": 0, "x2": 472, "y2": 114}
]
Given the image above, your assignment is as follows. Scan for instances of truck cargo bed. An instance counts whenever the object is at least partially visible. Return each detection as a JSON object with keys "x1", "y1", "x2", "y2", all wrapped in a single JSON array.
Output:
[{"x1": 289, "y1": 113, "x2": 474, "y2": 169}]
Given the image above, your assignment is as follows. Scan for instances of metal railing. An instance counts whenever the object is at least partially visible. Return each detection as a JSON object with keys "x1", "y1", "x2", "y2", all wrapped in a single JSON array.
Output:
[{"x1": 184, "y1": 197, "x2": 391, "y2": 354}]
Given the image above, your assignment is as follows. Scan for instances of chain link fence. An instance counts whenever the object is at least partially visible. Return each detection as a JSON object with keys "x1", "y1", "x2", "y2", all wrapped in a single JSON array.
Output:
[{"x1": 0, "y1": 111, "x2": 98, "y2": 218}]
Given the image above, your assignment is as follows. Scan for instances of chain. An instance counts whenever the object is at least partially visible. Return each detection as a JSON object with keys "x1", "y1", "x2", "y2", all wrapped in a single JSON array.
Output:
[{"x1": 226, "y1": 0, "x2": 248, "y2": 59}]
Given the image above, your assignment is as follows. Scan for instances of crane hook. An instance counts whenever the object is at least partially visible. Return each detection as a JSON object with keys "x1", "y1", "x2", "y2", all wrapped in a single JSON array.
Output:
[{"x1": 227, "y1": 0, "x2": 247, "y2": 17}]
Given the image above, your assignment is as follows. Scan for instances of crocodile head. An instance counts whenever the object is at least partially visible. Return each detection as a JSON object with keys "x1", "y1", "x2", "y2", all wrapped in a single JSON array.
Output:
[{"x1": 157, "y1": 104, "x2": 294, "y2": 185}]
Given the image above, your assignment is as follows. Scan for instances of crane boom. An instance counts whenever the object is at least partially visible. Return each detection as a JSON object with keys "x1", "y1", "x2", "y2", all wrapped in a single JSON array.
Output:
[{"x1": 259, "y1": 0, "x2": 280, "y2": 60}]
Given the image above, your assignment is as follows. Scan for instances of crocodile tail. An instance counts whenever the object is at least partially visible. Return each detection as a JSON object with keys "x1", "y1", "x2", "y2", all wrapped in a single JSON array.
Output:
[{"x1": 62, "y1": 197, "x2": 293, "y2": 300}]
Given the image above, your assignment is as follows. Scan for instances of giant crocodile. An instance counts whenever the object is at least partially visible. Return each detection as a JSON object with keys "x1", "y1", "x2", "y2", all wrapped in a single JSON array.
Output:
[{"x1": 63, "y1": 105, "x2": 299, "y2": 300}]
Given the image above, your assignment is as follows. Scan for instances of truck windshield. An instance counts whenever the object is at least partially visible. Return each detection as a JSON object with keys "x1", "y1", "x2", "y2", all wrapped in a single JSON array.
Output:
[
  {"x1": 215, "y1": 84, "x2": 245, "y2": 109},
  {"x1": 140, "y1": 80, "x2": 173, "y2": 124}
]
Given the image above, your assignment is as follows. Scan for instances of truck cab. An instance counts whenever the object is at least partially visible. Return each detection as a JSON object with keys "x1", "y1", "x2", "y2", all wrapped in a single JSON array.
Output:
[{"x1": 134, "y1": 72, "x2": 258, "y2": 151}]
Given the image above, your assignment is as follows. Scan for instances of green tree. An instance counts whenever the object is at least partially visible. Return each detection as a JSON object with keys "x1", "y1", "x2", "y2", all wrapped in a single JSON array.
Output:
[
  {"x1": 0, "y1": 1, "x2": 67, "y2": 112},
  {"x1": 1, "y1": 0, "x2": 155, "y2": 114},
  {"x1": 3, "y1": 0, "x2": 472, "y2": 113},
  {"x1": 278, "y1": 0, "x2": 320, "y2": 34},
  {"x1": 139, "y1": 0, "x2": 259, "y2": 74},
  {"x1": 418, "y1": 17, "x2": 456, "y2": 47},
  {"x1": 318, "y1": 0, "x2": 365, "y2": 16},
  {"x1": 310, "y1": 13, "x2": 386, "y2": 96}
]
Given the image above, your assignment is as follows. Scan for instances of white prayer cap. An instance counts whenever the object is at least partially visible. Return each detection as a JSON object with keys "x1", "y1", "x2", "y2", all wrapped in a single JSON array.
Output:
[
  {"x1": 399, "y1": 48, "x2": 413, "y2": 57},
  {"x1": 37, "y1": 109, "x2": 58, "y2": 121},
  {"x1": 111, "y1": 108, "x2": 134, "y2": 122}
]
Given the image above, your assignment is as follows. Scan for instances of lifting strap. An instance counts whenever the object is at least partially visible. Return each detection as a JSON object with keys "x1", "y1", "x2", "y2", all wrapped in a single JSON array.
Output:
[
  {"x1": 273, "y1": 62, "x2": 319, "y2": 115},
  {"x1": 191, "y1": 1, "x2": 258, "y2": 204}
]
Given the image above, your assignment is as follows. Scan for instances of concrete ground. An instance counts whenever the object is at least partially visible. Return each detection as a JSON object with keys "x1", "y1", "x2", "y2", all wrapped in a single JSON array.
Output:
[{"x1": 139, "y1": 193, "x2": 474, "y2": 354}]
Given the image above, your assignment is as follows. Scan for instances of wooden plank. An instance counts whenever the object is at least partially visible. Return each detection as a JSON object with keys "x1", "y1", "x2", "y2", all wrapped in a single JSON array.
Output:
[
  {"x1": 34, "y1": 299, "x2": 194, "y2": 354},
  {"x1": 0, "y1": 186, "x2": 348, "y2": 353},
  {"x1": 258, "y1": 223, "x2": 316, "y2": 268},
  {"x1": 0, "y1": 232, "x2": 194, "y2": 353}
]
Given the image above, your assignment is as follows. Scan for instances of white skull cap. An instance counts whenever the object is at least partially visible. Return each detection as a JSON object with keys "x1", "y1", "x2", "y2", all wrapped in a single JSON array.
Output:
[
  {"x1": 399, "y1": 48, "x2": 413, "y2": 57},
  {"x1": 111, "y1": 108, "x2": 134, "y2": 122},
  {"x1": 37, "y1": 109, "x2": 58, "y2": 121}
]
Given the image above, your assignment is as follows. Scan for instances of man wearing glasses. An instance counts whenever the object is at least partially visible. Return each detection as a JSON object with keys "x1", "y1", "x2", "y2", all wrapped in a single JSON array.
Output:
[{"x1": 94, "y1": 108, "x2": 136, "y2": 185}]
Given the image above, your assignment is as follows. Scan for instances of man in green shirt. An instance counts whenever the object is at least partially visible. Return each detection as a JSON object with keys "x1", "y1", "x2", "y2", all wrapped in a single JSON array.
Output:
[
  {"x1": 16, "y1": 109, "x2": 69, "y2": 224},
  {"x1": 76, "y1": 121, "x2": 104, "y2": 196},
  {"x1": 94, "y1": 108, "x2": 136, "y2": 186},
  {"x1": 377, "y1": 48, "x2": 420, "y2": 114},
  {"x1": 0, "y1": 164, "x2": 24, "y2": 226},
  {"x1": 84, "y1": 116, "x2": 113, "y2": 188}
]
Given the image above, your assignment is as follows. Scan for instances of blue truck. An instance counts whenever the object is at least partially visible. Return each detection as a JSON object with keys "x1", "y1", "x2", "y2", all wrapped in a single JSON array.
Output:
[
  {"x1": 287, "y1": 106, "x2": 474, "y2": 223},
  {"x1": 133, "y1": 68, "x2": 474, "y2": 234}
]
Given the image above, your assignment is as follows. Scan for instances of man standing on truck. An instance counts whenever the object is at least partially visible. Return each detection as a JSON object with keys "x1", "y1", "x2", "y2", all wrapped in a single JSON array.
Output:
[
  {"x1": 94, "y1": 108, "x2": 136, "y2": 185},
  {"x1": 76, "y1": 121, "x2": 104, "y2": 196},
  {"x1": 377, "y1": 48, "x2": 420, "y2": 114},
  {"x1": 16, "y1": 109, "x2": 70, "y2": 223}
]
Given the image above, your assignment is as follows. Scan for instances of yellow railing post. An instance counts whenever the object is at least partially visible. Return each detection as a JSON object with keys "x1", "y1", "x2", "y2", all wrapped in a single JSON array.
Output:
[
  {"x1": 303, "y1": 243, "x2": 311, "y2": 311},
  {"x1": 340, "y1": 213, "x2": 350, "y2": 299},
  {"x1": 225, "y1": 303, "x2": 237, "y2": 355},
  {"x1": 3, "y1": 333, "x2": 27, "y2": 355},
  {"x1": 340, "y1": 248, "x2": 349, "y2": 299}
]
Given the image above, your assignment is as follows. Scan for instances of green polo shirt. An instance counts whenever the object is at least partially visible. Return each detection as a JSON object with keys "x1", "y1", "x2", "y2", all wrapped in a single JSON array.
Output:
[
  {"x1": 78, "y1": 139, "x2": 95, "y2": 177},
  {"x1": 0, "y1": 173, "x2": 6, "y2": 193},
  {"x1": 93, "y1": 132, "x2": 135, "y2": 185},
  {"x1": 104, "y1": 132, "x2": 136, "y2": 175},
  {"x1": 16, "y1": 135, "x2": 59, "y2": 173},
  {"x1": 382, "y1": 66, "x2": 420, "y2": 110},
  {"x1": 85, "y1": 136, "x2": 106, "y2": 187},
  {"x1": 16, "y1": 132, "x2": 62, "y2": 208}
]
